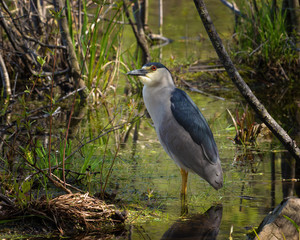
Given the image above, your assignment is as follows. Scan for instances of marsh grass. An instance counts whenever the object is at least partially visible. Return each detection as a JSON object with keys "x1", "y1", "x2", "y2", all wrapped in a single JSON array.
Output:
[
  {"x1": 0, "y1": 0, "x2": 143, "y2": 216},
  {"x1": 227, "y1": 105, "x2": 262, "y2": 146},
  {"x1": 232, "y1": 0, "x2": 298, "y2": 80}
]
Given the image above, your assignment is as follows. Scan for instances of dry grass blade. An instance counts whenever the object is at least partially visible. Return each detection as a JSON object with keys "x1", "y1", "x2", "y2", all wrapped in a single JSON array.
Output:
[
  {"x1": 33, "y1": 193, "x2": 125, "y2": 234},
  {"x1": 227, "y1": 108, "x2": 239, "y2": 138},
  {"x1": 0, "y1": 193, "x2": 126, "y2": 236}
]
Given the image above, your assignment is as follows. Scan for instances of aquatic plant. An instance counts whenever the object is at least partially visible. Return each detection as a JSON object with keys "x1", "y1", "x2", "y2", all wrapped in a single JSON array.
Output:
[{"x1": 227, "y1": 105, "x2": 262, "y2": 146}]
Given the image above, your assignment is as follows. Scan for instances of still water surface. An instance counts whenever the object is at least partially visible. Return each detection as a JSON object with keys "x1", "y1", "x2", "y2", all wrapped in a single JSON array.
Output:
[
  {"x1": 114, "y1": 1, "x2": 300, "y2": 239},
  {"x1": 113, "y1": 92, "x2": 299, "y2": 239},
  {"x1": 2, "y1": 0, "x2": 297, "y2": 239}
]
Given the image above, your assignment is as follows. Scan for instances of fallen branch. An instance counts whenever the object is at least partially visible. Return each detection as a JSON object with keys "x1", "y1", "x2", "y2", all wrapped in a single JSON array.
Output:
[
  {"x1": 189, "y1": 64, "x2": 225, "y2": 72},
  {"x1": 181, "y1": 79, "x2": 225, "y2": 101},
  {"x1": 193, "y1": 0, "x2": 300, "y2": 161},
  {"x1": 23, "y1": 35, "x2": 67, "y2": 50}
]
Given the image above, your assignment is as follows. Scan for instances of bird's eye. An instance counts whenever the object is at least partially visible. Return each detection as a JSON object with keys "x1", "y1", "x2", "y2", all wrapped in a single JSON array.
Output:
[{"x1": 151, "y1": 65, "x2": 157, "y2": 71}]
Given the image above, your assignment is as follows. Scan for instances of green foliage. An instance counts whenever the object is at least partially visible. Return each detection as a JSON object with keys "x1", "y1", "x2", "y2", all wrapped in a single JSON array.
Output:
[
  {"x1": 0, "y1": 1, "x2": 146, "y2": 221},
  {"x1": 252, "y1": 227, "x2": 261, "y2": 240},
  {"x1": 66, "y1": 0, "x2": 75, "y2": 46},
  {"x1": 66, "y1": 1, "x2": 126, "y2": 91},
  {"x1": 233, "y1": 1, "x2": 297, "y2": 66}
]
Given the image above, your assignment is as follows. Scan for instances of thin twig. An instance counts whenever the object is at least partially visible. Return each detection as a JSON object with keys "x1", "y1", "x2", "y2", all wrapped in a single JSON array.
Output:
[
  {"x1": 22, "y1": 35, "x2": 67, "y2": 50},
  {"x1": 249, "y1": 41, "x2": 268, "y2": 56},
  {"x1": 64, "y1": 118, "x2": 140, "y2": 162},
  {"x1": 48, "y1": 28, "x2": 59, "y2": 176},
  {"x1": 12, "y1": 72, "x2": 18, "y2": 97},
  {"x1": 51, "y1": 173, "x2": 83, "y2": 193}
]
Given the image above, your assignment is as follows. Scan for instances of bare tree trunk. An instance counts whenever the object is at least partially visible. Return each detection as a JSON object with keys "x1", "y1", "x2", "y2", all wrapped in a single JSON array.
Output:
[
  {"x1": 0, "y1": 52, "x2": 11, "y2": 98},
  {"x1": 53, "y1": 0, "x2": 87, "y2": 99},
  {"x1": 124, "y1": 0, "x2": 150, "y2": 65},
  {"x1": 193, "y1": 0, "x2": 300, "y2": 161},
  {"x1": 140, "y1": 0, "x2": 148, "y2": 28}
]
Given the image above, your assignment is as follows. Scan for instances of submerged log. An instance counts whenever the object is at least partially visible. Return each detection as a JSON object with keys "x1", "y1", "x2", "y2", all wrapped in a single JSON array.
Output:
[{"x1": 254, "y1": 198, "x2": 300, "y2": 240}]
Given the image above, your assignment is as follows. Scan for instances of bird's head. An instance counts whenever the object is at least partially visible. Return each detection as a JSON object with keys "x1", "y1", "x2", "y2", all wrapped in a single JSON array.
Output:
[{"x1": 127, "y1": 62, "x2": 174, "y2": 87}]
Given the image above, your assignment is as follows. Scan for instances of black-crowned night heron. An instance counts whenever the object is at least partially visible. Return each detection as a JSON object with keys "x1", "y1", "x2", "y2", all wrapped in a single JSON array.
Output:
[{"x1": 127, "y1": 62, "x2": 223, "y2": 201}]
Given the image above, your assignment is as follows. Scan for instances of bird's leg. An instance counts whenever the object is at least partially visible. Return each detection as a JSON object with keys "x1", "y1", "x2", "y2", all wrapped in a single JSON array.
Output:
[
  {"x1": 180, "y1": 168, "x2": 188, "y2": 198},
  {"x1": 180, "y1": 168, "x2": 188, "y2": 215}
]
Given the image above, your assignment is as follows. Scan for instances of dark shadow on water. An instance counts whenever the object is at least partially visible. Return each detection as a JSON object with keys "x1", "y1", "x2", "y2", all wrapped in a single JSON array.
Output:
[
  {"x1": 281, "y1": 152, "x2": 300, "y2": 198},
  {"x1": 161, "y1": 204, "x2": 223, "y2": 240}
]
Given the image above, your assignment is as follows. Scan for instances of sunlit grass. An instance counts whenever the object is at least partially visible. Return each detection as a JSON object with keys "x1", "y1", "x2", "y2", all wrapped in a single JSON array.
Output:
[{"x1": 232, "y1": 0, "x2": 298, "y2": 68}]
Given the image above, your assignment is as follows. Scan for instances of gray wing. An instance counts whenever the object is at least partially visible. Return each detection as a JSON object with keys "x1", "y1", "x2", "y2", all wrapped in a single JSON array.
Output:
[{"x1": 170, "y1": 88, "x2": 219, "y2": 163}]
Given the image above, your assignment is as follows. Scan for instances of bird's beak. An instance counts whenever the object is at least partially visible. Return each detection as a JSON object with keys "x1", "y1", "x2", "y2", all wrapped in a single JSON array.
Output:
[{"x1": 127, "y1": 69, "x2": 148, "y2": 76}]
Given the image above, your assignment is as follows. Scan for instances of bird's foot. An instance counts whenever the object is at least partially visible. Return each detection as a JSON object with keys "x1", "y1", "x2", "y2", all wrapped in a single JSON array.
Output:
[{"x1": 180, "y1": 193, "x2": 188, "y2": 215}]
